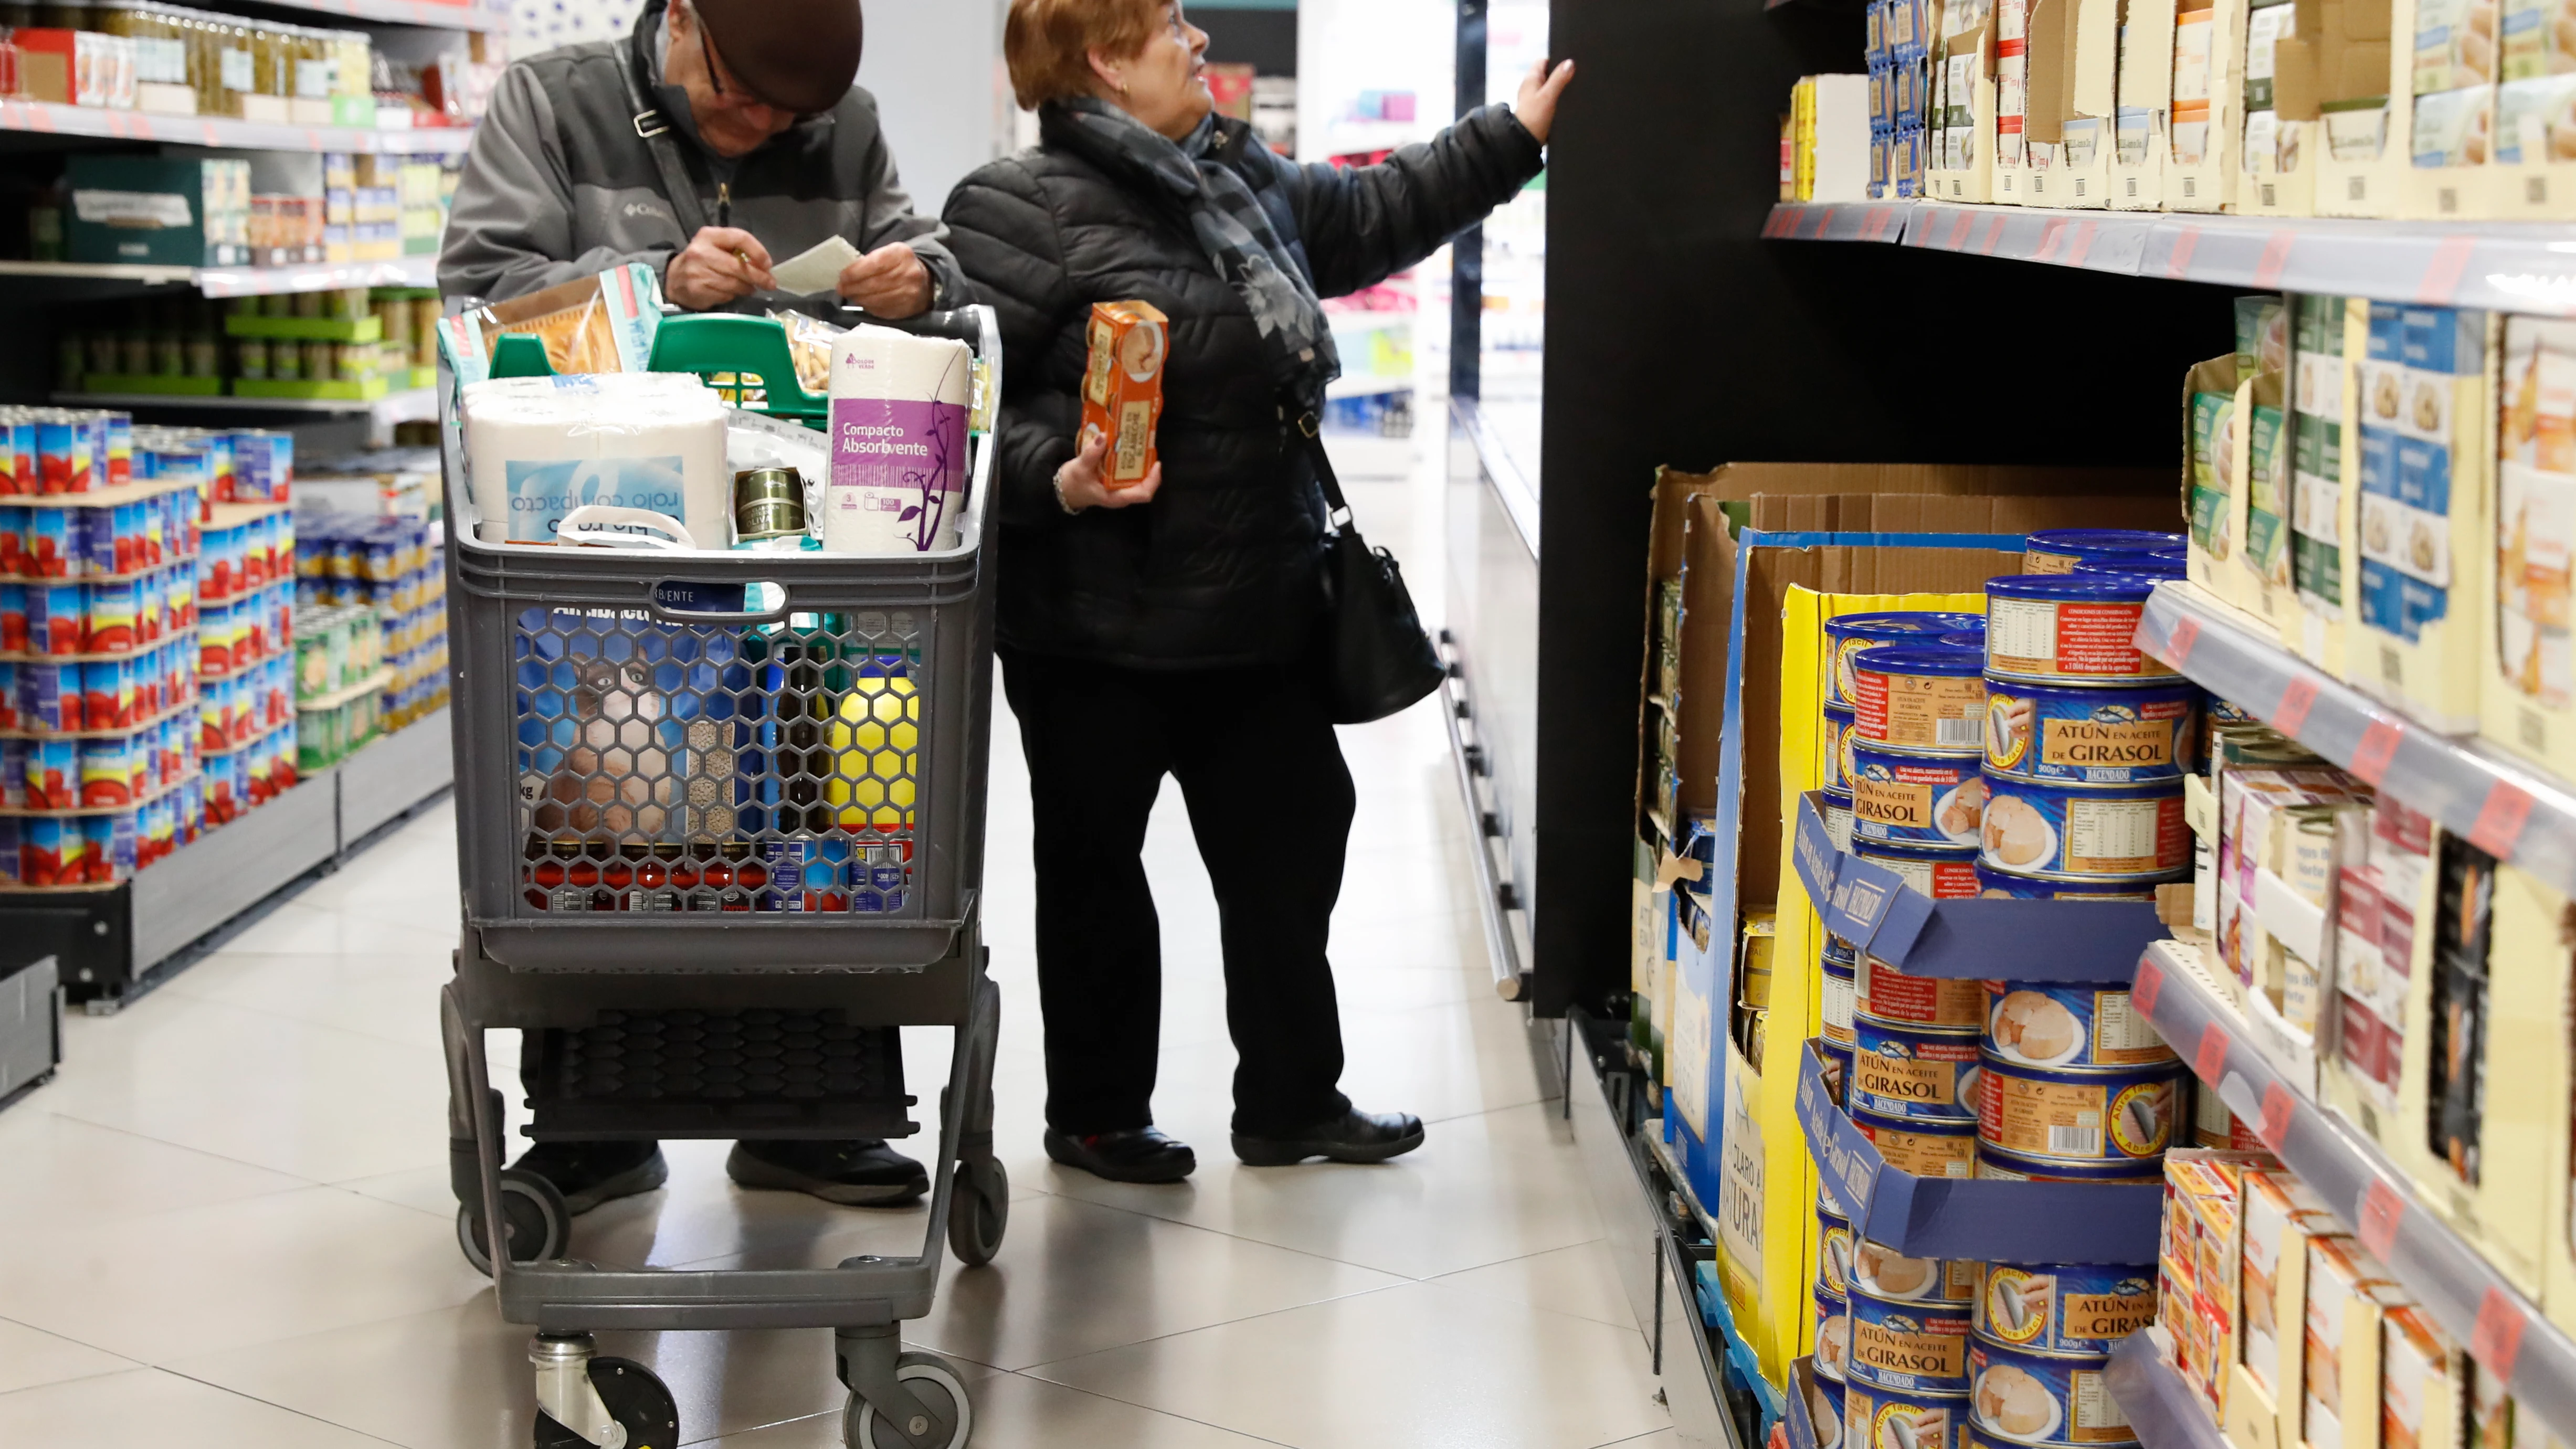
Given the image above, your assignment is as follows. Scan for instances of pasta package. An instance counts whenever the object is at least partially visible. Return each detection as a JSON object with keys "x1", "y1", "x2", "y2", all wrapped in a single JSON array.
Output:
[
  {"x1": 2487, "y1": 316, "x2": 2576, "y2": 785},
  {"x1": 2351, "y1": 303, "x2": 2494, "y2": 732},
  {"x1": 1079, "y1": 300, "x2": 1169, "y2": 489}
]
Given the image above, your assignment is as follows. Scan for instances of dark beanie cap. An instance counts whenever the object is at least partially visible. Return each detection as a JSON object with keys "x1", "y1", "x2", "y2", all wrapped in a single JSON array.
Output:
[{"x1": 691, "y1": 0, "x2": 864, "y2": 115}]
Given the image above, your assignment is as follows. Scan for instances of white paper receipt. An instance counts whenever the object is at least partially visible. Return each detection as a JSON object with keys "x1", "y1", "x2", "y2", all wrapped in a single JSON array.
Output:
[{"x1": 769, "y1": 235, "x2": 863, "y2": 295}]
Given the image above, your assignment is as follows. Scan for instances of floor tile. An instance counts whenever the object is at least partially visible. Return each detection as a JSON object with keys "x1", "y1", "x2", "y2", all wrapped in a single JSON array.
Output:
[
  {"x1": 0, "y1": 1184, "x2": 489, "y2": 1363},
  {"x1": 1029, "y1": 1278, "x2": 1670, "y2": 1449},
  {"x1": 704, "y1": 1370, "x2": 1283, "y2": 1447},
  {"x1": 0, "y1": 1317, "x2": 138, "y2": 1395},
  {"x1": 1433, "y1": 1239, "x2": 1644, "y2": 1332},
  {"x1": 0, "y1": 1368, "x2": 394, "y2": 1447},
  {"x1": 161, "y1": 950, "x2": 458, "y2": 1056},
  {"x1": 0, "y1": 1108, "x2": 307, "y2": 1235}
]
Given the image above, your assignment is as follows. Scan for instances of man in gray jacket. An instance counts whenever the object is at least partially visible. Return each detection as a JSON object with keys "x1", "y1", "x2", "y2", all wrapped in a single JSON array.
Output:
[
  {"x1": 440, "y1": 0, "x2": 961, "y2": 318},
  {"x1": 443, "y1": 0, "x2": 951, "y2": 1220}
]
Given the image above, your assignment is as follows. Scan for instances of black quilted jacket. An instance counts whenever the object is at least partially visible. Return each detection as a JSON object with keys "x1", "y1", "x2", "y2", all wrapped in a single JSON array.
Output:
[{"x1": 942, "y1": 104, "x2": 1545, "y2": 670}]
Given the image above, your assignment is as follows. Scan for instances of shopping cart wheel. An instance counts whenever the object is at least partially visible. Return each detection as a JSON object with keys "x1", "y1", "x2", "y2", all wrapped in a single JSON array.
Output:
[
  {"x1": 946, "y1": 1159, "x2": 1008, "y2": 1268},
  {"x1": 844, "y1": 1353, "x2": 972, "y2": 1449},
  {"x1": 534, "y1": 1357, "x2": 678, "y2": 1449},
  {"x1": 458, "y1": 1169, "x2": 571, "y2": 1276}
]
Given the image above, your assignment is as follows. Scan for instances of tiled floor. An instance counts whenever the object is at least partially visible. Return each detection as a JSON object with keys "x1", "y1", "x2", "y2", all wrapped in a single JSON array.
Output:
[{"x1": 0, "y1": 445, "x2": 1673, "y2": 1447}]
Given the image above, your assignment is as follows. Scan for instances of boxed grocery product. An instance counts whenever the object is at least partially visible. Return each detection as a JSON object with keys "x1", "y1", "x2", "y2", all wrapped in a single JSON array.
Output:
[
  {"x1": 2007, "y1": 0, "x2": 2123, "y2": 205},
  {"x1": 64, "y1": 156, "x2": 252, "y2": 269},
  {"x1": 2245, "y1": 297, "x2": 2306, "y2": 633},
  {"x1": 2294, "y1": 296, "x2": 2367, "y2": 672},
  {"x1": 2491, "y1": 0, "x2": 2576, "y2": 214},
  {"x1": 2405, "y1": 0, "x2": 2499, "y2": 215},
  {"x1": 1793, "y1": 75, "x2": 1876, "y2": 200},
  {"x1": 2353, "y1": 303, "x2": 2495, "y2": 733},
  {"x1": 2381, "y1": 1306, "x2": 2465, "y2": 1449},
  {"x1": 2313, "y1": 0, "x2": 2406, "y2": 217},
  {"x1": 2305, "y1": 1236, "x2": 2410, "y2": 1449},
  {"x1": 2241, "y1": 0, "x2": 2319, "y2": 213},
  {"x1": 2171, "y1": 0, "x2": 2253, "y2": 207},
  {"x1": 1080, "y1": 300, "x2": 1169, "y2": 489},
  {"x1": 1930, "y1": 0, "x2": 2002, "y2": 198},
  {"x1": 2117, "y1": 0, "x2": 2184, "y2": 204},
  {"x1": 2162, "y1": 1149, "x2": 2279, "y2": 1416},
  {"x1": 2189, "y1": 352, "x2": 2251, "y2": 602},
  {"x1": 2488, "y1": 315, "x2": 2576, "y2": 776},
  {"x1": 2244, "y1": 1170, "x2": 2342, "y2": 1406}
]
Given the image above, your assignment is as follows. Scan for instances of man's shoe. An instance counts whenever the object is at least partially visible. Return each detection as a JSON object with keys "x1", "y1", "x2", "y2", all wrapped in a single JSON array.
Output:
[
  {"x1": 1041, "y1": 1127, "x2": 1196, "y2": 1184},
  {"x1": 505, "y1": 1139, "x2": 670, "y2": 1215},
  {"x1": 727, "y1": 1139, "x2": 928, "y2": 1206},
  {"x1": 1232, "y1": 1109, "x2": 1426, "y2": 1166}
]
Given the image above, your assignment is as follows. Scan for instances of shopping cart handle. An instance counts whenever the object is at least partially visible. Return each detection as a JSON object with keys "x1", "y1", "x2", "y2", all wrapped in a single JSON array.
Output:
[{"x1": 645, "y1": 578, "x2": 793, "y2": 623}]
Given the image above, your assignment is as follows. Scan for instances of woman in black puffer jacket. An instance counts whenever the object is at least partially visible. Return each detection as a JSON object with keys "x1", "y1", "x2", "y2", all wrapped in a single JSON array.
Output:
[{"x1": 943, "y1": 0, "x2": 1570, "y2": 1184}]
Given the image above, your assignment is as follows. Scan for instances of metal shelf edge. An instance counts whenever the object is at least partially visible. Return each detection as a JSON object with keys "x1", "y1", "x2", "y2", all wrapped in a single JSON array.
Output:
[{"x1": 2105, "y1": 1327, "x2": 2234, "y2": 1449}]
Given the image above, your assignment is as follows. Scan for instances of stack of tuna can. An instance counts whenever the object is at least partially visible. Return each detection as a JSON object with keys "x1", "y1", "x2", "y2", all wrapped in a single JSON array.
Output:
[
  {"x1": 1839, "y1": 614, "x2": 1989, "y2": 1186},
  {"x1": 1812, "y1": 1182, "x2": 1853, "y2": 1441},
  {"x1": 1966, "y1": 1257, "x2": 2159, "y2": 1449},
  {"x1": 1838, "y1": 1238, "x2": 1979, "y2": 1449}
]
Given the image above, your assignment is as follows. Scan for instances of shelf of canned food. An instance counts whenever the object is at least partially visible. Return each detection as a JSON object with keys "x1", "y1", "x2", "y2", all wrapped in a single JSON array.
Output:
[
  {"x1": 0, "y1": 256, "x2": 439, "y2": 299},
  {"x1": 2134, "y1": 581, "x2": 2576, "y2": 906},
  {"x1": 2127, "y1": 938, "x2": 2576, "y2": 1445}
]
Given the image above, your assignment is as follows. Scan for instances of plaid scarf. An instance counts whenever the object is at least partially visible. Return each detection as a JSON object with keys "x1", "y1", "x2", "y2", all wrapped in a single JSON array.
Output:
[{"x1": 1048, "y1": 97, "x2": 1340, "y2": 408}]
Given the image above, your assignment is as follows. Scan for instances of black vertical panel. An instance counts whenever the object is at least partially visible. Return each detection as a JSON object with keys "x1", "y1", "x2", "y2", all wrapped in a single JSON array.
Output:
[
  {"x1": 1529, "y1": 0, "x2": 2240, "y2": 1015},
  {"x1": 1452, "y1": 0, "x2": 1488, "y2": 399}
]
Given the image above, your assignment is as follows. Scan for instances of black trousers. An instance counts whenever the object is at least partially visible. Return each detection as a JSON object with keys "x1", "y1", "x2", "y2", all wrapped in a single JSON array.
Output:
[{"x1": 1000, "y1": 646, "x2": 1356, "y2": 1137}]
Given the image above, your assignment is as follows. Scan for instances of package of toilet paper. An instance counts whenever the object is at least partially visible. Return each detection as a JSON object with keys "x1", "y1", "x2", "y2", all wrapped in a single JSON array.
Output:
[
  {"x1": 460, "y1": 373, "x2": 733, "y2": 547},
  {"x1": 824, "y1": 324, "x2": 975, "y2": 555}
]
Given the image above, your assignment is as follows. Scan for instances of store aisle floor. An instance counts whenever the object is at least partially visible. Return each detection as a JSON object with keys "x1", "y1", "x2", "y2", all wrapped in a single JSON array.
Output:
[{"x1": 0, "y1": 450, "x2": 1669, "y2": 1449}]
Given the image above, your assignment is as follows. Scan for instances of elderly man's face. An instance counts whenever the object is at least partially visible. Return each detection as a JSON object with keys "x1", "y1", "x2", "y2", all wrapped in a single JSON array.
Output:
[{"x1": 667, "y1": 0, "x2": 803, "y2": 157}]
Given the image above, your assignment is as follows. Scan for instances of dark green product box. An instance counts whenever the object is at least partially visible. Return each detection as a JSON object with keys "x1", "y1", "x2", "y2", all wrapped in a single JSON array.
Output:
[{"x1": 66, "y1": 156, "x2": 251, "y2": 268}]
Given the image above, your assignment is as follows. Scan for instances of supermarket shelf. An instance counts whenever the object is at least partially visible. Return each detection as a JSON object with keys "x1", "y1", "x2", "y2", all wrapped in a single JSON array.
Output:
[
  {"x1": 204, "y1": 720, "x2": 293, "y2": 758},
  {"x1": 333, "y1": 703, "x2": 446, "y2": 843},
  {"x1": 54, "y1": 388, "x2": 437, "y2": 424},
  {"x1": 0, "y1": 771, "x2": 193, "y2": 819},
  {"x1": 1764, "y1": 199, "x2": 2576, "y2": 315},
  {"x1": 2135, "y1": 580, "x2": 2576, "y2": 902},
  {"x1": 5, "y1": 476, "x2": 201, "y2": 510},
  {"x1": 0, "y1": 555, "x2": 200, "y2": 586},
  {"x1": 2105, "y1": 1327, "x2": 2231, "y2": 1449},
  {"x1": 257, "y1": 0, "x2": 507, "y2": 29},
  {"x1": 208, "y1": 501, "x2": 295, "y2": 527},
  {"x1": 0, "y1": 99, "x2": 472, "y2": 155},
  {"x1": 2131, "y1": 939, "x2": 2576, "y2": 1444},
  {"x1": 0, "y1": 256, "x2": 437, "y2": 296},
  {"x1": 294, "y1": 666, "x2": 393, "y2": 715},
  {"x1": 0, "y1": 697, "x2": 196, "y2": 743}
]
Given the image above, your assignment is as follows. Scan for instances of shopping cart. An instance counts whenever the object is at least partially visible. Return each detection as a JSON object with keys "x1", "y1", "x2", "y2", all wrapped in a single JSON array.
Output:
[{"x1": 435, "y1": 305, "x2": 1006, "y2": 1449}]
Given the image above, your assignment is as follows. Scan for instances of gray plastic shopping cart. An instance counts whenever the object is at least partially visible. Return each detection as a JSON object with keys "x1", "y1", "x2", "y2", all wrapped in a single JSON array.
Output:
[{"x1": 435, "y1": 306, "x2": 1006, "y2": 1449}]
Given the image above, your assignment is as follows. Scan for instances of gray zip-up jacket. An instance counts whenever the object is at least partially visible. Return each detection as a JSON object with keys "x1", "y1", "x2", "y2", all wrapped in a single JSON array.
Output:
[{"x1": 438, "y1": 0, "x2": 963, "y2": 309}]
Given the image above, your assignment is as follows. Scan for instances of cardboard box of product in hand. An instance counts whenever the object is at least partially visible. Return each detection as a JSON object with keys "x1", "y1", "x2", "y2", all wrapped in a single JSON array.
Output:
[{"x1": 1080, "y1": 300, "x2": 1168, "y2": 489}]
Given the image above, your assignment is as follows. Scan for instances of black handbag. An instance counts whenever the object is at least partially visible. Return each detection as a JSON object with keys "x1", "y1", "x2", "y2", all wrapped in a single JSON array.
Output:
[{"x1": 1293, "y1": 408, "x2": 1447, "y2": 725}]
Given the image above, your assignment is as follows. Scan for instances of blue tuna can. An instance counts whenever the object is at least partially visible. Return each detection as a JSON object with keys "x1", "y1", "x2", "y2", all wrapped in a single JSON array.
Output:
[
  {"x1": 1983, "y1": 679, "x2": 2201, "y2": 786},
  {"x1": 1846, "y1": 1379, "x2": 1971, "y2": 1449},
  {"x1": 1975, "y1": 1053, "x2": 2184, "y2": 1166},
  {"x1": 1982, "y1": 574, "x2": 2178, "y2": 686},
  {"x1": 1971, "y1": 863, "x2": 2162, "y2": 901},
  {"x1": 1967, "y1": 1335, "x2": 2136, "y2": 1446},
  {"x1": 1972, "y1": 1263, "x2": 2156, "y2": 1358},
  {"x1": 1851, "y1": 738, "x2": 1984, "y2": 848},
  {"x1": 1852, "y1": 1017, "x2": 1983, "y2": 1124},
  {"x1": 1847, "y1": 1287, "x2": 1976, "y2": 1395},
  {"x1": 1828, "y1": 612, "x2": 1989, "y2": 709},
  {"x1": 2021, "y1": 528, "x2": 2184, "y2": 575},
  {"x1": 1977, "y1": 775, "x2": 2187, "y2": 882}
]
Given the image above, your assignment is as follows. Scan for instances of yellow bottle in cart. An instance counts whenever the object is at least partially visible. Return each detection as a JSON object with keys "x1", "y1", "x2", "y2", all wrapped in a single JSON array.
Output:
[{"x1": 827, "y1": 672, "x2": 918, "y2": 832}]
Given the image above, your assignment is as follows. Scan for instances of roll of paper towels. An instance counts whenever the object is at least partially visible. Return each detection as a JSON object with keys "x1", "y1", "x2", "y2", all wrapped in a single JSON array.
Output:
[
  {"x1": 461, "y1": 373, "x2": 732, "y2": 547},
  {"x1": 825, "y1": 324, "x2": 974, "y2": 554}
]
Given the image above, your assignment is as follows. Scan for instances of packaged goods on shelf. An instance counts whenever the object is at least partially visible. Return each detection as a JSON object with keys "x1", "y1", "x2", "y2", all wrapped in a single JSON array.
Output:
[
  {"x1": 1791, "y1": 74, "x2": 1874, "y2": 202},
  {"x1": 1867, "y1": 0, "x2": 1935, "y2": 198},
  {"x1": 2489, "y1": 315, "x2": 2576, "y2": 776},
  {"x1": 2292, "y1": 295, "x2": 2362, "y2": 669},
  {"x1": 2352, "y1": 303, "x2": 2492, "y2": 732},
  {"x1": 1925, "y1": 0, "x2": 2001, "y2": 199}
]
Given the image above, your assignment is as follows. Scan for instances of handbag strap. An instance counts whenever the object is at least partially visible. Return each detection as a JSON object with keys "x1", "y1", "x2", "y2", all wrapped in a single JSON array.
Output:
[
  {"x1": 619, "y1": 45, "x2": 712, "y2": 238},
  {"x1": 1290, "y1": 405, "x2": 1353, "y2": 530}
]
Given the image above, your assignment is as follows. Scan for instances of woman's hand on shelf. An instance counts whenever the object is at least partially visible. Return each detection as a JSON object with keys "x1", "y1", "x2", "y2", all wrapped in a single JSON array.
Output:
[{"x1": 1514, "y1": 57, "x2": 1577, "y2": 145}]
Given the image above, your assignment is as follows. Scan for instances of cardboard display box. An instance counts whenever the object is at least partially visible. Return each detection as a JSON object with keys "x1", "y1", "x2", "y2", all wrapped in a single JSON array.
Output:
[
  {"x1": 2170, "y1": 0, "x2": 2253, "y2": 208},
  {"x1": 1930, "y1": 0, "x2": 2002, "y2": 199},
  {"x1": 2014, "y1": 0, "x2": 2123, "y2": 206},
  {"x1": 2485, "y1": 316, "x2": 2576, "y2": 781},
  {"x1": 2117, "y1": 0, "x2": 2183, "y2": 206}
]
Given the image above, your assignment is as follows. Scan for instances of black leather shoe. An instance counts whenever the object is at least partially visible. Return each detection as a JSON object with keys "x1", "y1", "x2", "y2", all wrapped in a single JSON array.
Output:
[
  {"x1": 506, "y1": 1139, "x2": 670, "y2": 1215},
  {"x1": 1042, "y1": 1127, "x2": 1197, "y2": 1183},
  {"x1": 728, "y1": 1139, "x2": 929, "y2": 1206},
  {"x1": 1233, "y1": 1109, "x2": 1426, "y2": 1166}
]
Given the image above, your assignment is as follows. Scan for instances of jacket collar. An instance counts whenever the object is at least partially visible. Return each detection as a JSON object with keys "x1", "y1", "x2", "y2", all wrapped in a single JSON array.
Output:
[{"x1": 1040, "y1": 101, "x2": 1259, "y2": 195}]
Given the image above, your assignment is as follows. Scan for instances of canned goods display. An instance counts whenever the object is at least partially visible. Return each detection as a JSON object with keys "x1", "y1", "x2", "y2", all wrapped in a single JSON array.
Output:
[
  {"x1": 1823, "y1": 950, "x2": 1858, "y2": 1045},
  {"x1": 26, "y1": 738, "x2": 76, "y2": 808},
  {"x1": 1860, "y1": 951, "x2": 1988, "y2": 1030},
  {"x1": 1811, "y1": 1372, "x2": 1850, "y2": 1449},
  {"x1": 2020, "y1": 529, "x2": 2184, "y2": 576},
  {"x1": 1982, "y1": 574, "x2": 2177, "y2": 685},
  {"x1": 1821, "y1": 1039, "x2": 1855, "y2": 1105},
  {"x1": 1852, "y1": 646, "x2": 1990, "y2": 755},
  {"x1": 1844, "y1": 1378, "x2": 1970, "y2": 1449},
  {"x1": 1824, "y1": 788, "x2": 1855, "y2": 850},
  {"x1": 1973, "y1": 1148, "x2": 2167, "y2": 1183},
  {"x1": 1851, "y1": 739, "x2": 1985, "y2": 848},
  {"x1": 1853, "y1": 838, "x2": 1981, "y2": 900},
  {"x1": 1975, "y1": 1055, "x2": 2183, "y2": 1165},
  {"x1": 1824, "y1": 702, "x2": 1856, "y2": 792},
  {"x1": 1982, "y1": 679, "x2": 2200, "y2": 786},
  {"x1": 1981, "y1": 983, "x2": 2174, "y2": 1072},
  {"x1": 1818, "y1": 1297, "x2": 1853, "y2": 1383},
  {"x1": 1852, "y1": 1018, "x2": 1983, "y2": 1123},
  {"x1": 1968, "y1": 1336, "x2": 2137, "y2": 1446},
  {"x1": 1978, "y1": 776, "x2": 2187, "y2": 881},
  {"x1": 1973, "y1": 1262, "x2": 2156, "y2": 1358},
  {"x1": 1849, "y1": 1283, "x2": 1974, "y2": 1393},
  {"x1": 1852, "y1": 1104, "x2": 1976, "y2": 1179},
  {"x1": 1818, "y1": 1197, "x2": 1854, "y2": 1298},
  {"x1": 1828, "y1": 612, "x2": 1989, "y2": 707},
  {"x1": 1971, "y1": 864, "x2": 2161, "y2": 901},
  {"x1": 1851, "y1": 1240, "x2": 1980, "y2": 1304}
]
